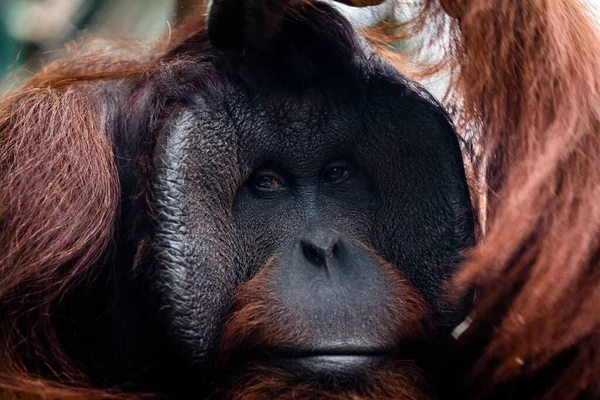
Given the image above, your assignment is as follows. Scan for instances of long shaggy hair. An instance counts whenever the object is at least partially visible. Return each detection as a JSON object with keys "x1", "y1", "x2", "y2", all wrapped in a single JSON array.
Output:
[
  {"x1": 0, "y1": 0, "x2": 599, "y2": 398},
  {"x1": 412, "y1": 1, "x2": 600, "y2": 398}
]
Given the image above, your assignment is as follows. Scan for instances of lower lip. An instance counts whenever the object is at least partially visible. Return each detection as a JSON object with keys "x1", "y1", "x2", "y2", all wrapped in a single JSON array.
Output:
[{"x1": 283, "y1": 354, "x2": 388, "y2": 373}]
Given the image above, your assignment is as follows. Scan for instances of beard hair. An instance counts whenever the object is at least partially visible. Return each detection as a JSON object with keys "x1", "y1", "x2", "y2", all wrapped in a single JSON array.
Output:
[{"x1": 209, "y1": 360, "x2": 434, "y2": 400}]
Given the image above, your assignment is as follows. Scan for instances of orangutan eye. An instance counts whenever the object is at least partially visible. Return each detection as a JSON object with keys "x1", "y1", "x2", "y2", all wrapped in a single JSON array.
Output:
[
  {"x1": 253, "y1": 172, "x2": 285, "y2": 192},
  {"x1": 323, "y1": 164, "x2": 351, "y2": 183}
]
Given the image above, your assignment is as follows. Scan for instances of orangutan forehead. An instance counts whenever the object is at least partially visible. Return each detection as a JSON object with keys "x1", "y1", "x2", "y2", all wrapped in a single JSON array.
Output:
[{"x1": 204, "y1": 3, "x2": 387, "y2": 87}]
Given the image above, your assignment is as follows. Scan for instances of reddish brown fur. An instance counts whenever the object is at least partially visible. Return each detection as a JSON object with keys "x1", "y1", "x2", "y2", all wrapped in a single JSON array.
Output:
[
  {"x1": 0, "y1": 41, "x2": 157, "y2": 400},
  {"x1": 0, "y1": 84, "x2": 118, "y2": 398},
  {"x1": 405, "y1": 0, "x2": 600, "y2": 398},
  {"x1": 208, "y1": 364, "x2": 432, "y2": 400},
  {"x1": 0, "y1": 0, "x2": 599, "y2": 398}
]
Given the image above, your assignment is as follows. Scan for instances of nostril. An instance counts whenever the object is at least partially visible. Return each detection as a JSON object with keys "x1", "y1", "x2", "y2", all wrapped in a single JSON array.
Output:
[
  {"x1": 301, "y1": 240, "x2": 337, "y2": 266},
  {"x1": 301, "y1": 241, "x2": 325, "y2": 266},
  {"x1": 299, "y1": 228, "x2": 341, "y2": 267},
  {"x1": 301, "y1": 237, "x2": 339, "y2": 266}
]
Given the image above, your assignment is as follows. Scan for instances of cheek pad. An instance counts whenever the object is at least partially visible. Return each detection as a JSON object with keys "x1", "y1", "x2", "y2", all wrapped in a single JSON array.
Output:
[
  {"x1": 153, "y1": 108, "x2": 240, "y2": 367},
  {"x1": 355, "y1": 96, "x2": 474, "y2": 304}
]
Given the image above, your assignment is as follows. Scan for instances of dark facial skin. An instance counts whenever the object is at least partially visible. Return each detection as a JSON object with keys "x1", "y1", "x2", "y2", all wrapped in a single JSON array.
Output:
[
  {"x1": 231, "y1": 85, "x2": 471, "y2": 303},
  {"x1": 152, "y1": 75, "x2": 473, "y2": 395}
]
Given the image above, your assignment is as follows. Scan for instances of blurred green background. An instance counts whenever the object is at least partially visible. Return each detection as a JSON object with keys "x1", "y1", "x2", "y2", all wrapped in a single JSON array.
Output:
[{"x1": 0, "y1": 0, "x2": 202, "y2": 81}]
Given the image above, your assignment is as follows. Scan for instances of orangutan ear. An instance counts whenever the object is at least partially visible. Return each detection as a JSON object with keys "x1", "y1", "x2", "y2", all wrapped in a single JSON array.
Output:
[{"x1": 207, "y1": 0, "x2": 293, "y2": 49}]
